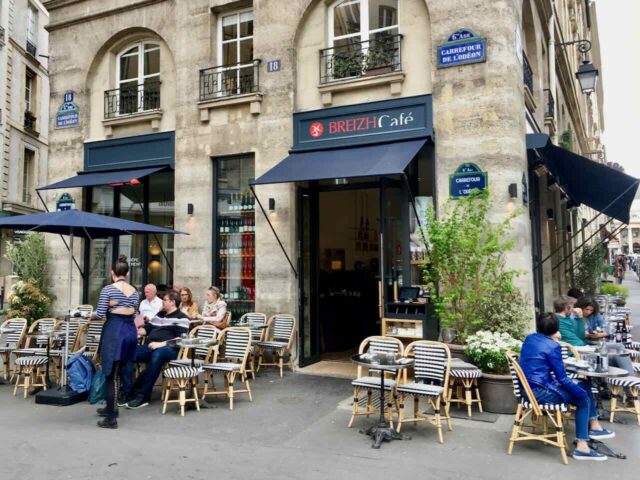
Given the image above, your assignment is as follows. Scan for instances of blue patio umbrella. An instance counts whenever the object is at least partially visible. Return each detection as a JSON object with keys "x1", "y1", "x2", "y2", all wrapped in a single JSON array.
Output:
[{"x1": 0, "y1": 209, "x2": 185, "y2": 397}]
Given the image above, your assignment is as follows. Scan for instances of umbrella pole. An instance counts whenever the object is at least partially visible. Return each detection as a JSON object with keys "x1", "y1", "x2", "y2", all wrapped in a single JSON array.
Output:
[{"x1": 61, "y1": 232, "x2": 74, "y2": 388}]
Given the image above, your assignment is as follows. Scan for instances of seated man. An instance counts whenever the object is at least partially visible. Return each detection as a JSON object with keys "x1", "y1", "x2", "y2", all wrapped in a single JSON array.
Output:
[
  {"x1": 122, "y1": 290, "x2": 189, "y2": 409},
  {"x1": 520, "y1": 313, "x2": 614, "y2": 461},
  {"x1": 555, "y1": 295, "x2": 586, "y2": 346},
  {"x1": 137, "y1": 283, "x2": 163, "y2": 327}
]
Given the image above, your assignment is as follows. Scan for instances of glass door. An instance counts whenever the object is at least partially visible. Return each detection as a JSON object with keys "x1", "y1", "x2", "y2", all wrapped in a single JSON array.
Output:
[
  {"x1": 380, "y1": 177, "x2": 407, "y2": 309},
  {"x1": 298, "y1": 185, "x2": 320, "y2": 366}
]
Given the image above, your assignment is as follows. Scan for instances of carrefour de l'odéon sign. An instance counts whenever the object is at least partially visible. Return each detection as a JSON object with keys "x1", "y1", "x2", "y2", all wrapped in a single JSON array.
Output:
[{"x1": 438, "y1": 29, "x2": 486, "y2": 68}]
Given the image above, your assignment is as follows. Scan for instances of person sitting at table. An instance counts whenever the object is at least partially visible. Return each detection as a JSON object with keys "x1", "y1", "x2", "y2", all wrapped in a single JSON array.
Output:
[
  {"x1": 122, "y1": 290, "x2": 189, "y2": 409},
  {"x1": 562, "y1": 296, "x2": 635, "y2": 375},
  {"x1": 179, "y1": 287, "x2": 199, "y2": 320},
  {"x1": 520, "y1": 313, "x2": 614, "y2": 461},
  {"x1": 137, "y1": 283, "x2": 163, "y2": 327},
  {"x1": 196, "y1": 286, "x2": 228, "y2": 330}
]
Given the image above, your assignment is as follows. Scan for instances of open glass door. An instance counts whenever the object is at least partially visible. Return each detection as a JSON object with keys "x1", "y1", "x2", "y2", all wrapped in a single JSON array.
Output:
[
  {"x1": 298, "y1": 185, "x2": 321, "y2": 366},
  {"x1": 381, "y1": 178, "x2": 408, "y2": 309}
]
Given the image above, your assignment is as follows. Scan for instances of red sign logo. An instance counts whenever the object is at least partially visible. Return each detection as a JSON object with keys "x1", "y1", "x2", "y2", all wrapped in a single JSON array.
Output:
[{"x1": 309, "y1": 122, "x2": 324, "y2": 138}]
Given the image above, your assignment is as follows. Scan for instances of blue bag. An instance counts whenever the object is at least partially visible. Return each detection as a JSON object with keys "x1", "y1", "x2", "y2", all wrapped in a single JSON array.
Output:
[
  {"x1": 66, "y1": 351, "x2": 94, "y2": 393},
  {"x1": 88, "y1": 367, "x2": 106, "y2": 404}
]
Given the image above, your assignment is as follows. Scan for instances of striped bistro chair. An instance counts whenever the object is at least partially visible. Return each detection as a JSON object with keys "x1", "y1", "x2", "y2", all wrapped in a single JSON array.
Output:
[
  {"x1": 169, "y1": 325, "x2": 219, "y2": 368},
  {"x1": 75, "y1": 304, "x2": 94, "y2": 318},
  {"x1": 25, "y1": 318, "x2": 59, "y2": 348},
  {"x1": 607, "y1": 376, "x2": 640, "y2": 426},
  {"x1": 505, "y1": 351, "x2": 568, "y2": 465},
  {"x1": 50, "y1": 320, "x2": 82, "y2": 383},
  {"x1": 79, "y1": 320, "x2": 105, "y2": 361},
  {"x1": 0, "y1": 318, "x2": 28, "y2": 381},
  {"x1": 256, "y1": 314, "x2": 296, "y2": 377},
  {"x1": 396, "y1": 341, "x2": 452, "y2": 443},
  {"x1": 447, "y1": 360, "x2": 483, "y2": 417},
  {"x1": 348, "y1": 336, "x2": 404, "y2": 428},
  {"x1": 161, "y1": 365, "x2": 201, "y2": 416},
  {"x1": 202, "y1": 327, "x2": 253, "y2": 410},
  {"x1": 13, "y1": 355, "x2": 48, "y2": 398},
  {"x1": 239, "y1": 312, "x2": 267, "y2": 380}
]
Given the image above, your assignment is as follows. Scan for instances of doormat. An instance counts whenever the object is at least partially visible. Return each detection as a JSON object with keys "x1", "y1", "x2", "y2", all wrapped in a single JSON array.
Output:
[{"x1": 449, "y1": 410, "x2": 499, "y2": 423}]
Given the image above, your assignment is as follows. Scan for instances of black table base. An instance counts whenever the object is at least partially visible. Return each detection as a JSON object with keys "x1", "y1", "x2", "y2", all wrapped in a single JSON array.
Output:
[
  {"x1": 588, "y1": 439, "x2": 626, "y2": 460},
  {"x1": 360, "y1": 422, "x2": 410, "y2": 449}
]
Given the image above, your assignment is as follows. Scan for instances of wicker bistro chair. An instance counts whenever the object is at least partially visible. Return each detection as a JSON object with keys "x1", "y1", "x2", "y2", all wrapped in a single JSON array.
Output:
[
  {"x1": 239, "y1": 312, "x2": 268, "y2": 380},
  {"x1": 79, "y1": 320, "x2": 106, "y2": 362},
  {"x1": 201, "y1": 327, "x2": 253, "y2": 410},
  {"x1": 256, "y1": 314, "x2": 296, "y2": 377},
  {"x1": 161, "y1": 365, "x2": 201, "y2": 416},
  {"x1": 0, "y1": 318, "x2": 28, "y2": 380},
  {"x1": 49, "y1": 320, "x2": 83, "y2": 383},
  {"x1": 169, "y1": 325, "x2": 219, "y2": 368},
  {"x1": 348, "y1": 336, "x2": 404, "y2": 428},
  {"x1": 25, "y1": 318, "x2": 60, "y2": 348},
  {"x1": 13, "y1": 355, "x2": 48, "y2": 398},
  {"x1": 607, "y1": 375, "x2": 640, "y2": 426},
  {"x1": 396, "y1": 341, "x2": 452, "y2": 443},
  {"x1": 505, "y1": 350, "x2": 569, "y2": 465}
]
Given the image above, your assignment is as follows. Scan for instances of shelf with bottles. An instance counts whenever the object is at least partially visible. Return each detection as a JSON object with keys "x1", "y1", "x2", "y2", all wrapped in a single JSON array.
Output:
[
  {"x1": 220, "y1": 282, "x2": 255, "y2": 302},
  {"x1": 381, "y1": 318, "x2": 423, "y2": 339},
  {"x1": 218, "y1": 235, "x2": 255, "y2": 257},
  {"x1": 217, "y1": 216, "x2": 256, "y2": 234},
  {"x1": 222, "y1": 191, "x2": 256, "y2": 214},
  {"x1": 218, "y1": 210, "x2": 256, "y2": 217}
]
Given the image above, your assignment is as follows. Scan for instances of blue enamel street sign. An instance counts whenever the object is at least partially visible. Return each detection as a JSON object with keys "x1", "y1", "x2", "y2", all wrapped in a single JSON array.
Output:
[
  {"x1": 438, "y1": 29, "x2": 486, "y2": 68},
  {"x1": 449, "y1": 163, "x2": 488, "y2": 198},
  {"x1": 55, "y1": 91, "x2": 80, "y2": 129}
]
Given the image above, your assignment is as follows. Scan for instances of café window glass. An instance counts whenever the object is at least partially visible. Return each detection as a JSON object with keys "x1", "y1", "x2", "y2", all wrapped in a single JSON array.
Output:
[{"x1": 214, "y1": 155, "x2": 255, "y2": 321}]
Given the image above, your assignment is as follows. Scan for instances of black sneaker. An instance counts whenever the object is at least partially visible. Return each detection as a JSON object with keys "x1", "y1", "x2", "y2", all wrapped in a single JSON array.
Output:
[
  {"x1": 96, "y1": 406, "x2": 118, "y2": 418},
  {"x1": 97, "y1": 418, "x2": 118, "y2": 429},
  {"x1": 126, "y1": 397, "x2": 149, "y2": 409},
  {"x1": 117, "y1": 393, "x2": 128, "y2": 407}
]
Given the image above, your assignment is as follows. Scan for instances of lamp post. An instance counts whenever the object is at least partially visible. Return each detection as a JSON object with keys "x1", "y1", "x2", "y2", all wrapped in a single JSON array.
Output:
[{"x1": 556, "y1": 39, "x2": 599, "y2": 96}]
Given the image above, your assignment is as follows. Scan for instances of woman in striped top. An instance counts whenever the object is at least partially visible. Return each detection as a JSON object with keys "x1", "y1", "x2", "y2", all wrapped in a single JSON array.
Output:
[{"x1": 93, "y1": 255, "x2": 139, "y2": 429}]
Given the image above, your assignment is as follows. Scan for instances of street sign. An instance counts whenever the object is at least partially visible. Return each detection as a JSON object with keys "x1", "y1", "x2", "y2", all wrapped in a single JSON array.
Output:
[
  {"x1": 56, "y1": 192, "x2": 76, "y2": 211},
  {"x1": 55, "y1": 91, "x2": 80, "y2": 129},
  {"x1": 449, "y1": 163, "x2": 488, "y2": 198},
  {"x1": 267, "y1": 59, "x2": 281, "y2": 72},
  {"x1": 438, "y1": 29, "x2": 487, "y2": 68}
]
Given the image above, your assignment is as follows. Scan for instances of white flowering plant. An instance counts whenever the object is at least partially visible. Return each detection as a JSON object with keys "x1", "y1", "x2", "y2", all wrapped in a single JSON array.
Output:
[{"x1": 465, "y1": 330, "x2": 522, "y2": 375}]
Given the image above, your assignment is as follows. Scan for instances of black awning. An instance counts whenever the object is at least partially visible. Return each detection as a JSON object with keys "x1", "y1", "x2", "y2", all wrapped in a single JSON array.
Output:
[
  {"x1": 527, "y1": 133, "x2": 639, "y2": 223},
  {"x1": 37, "y1": 166, "x2": 167, "y2": 191},
  {"x1": 252, "y1": 138, "x2": 428, "y2": 185}
]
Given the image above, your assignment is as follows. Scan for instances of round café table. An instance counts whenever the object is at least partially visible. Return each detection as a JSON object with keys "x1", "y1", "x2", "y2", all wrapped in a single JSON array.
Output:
[
  {"x1": 176, "y1": 337, "x2": 219, "y2": 368},
  {"x1": 352, "y1": 353, "x2": 414, "y2": 449},
  {"x1": 564, "y1": 360, "x2": 628, "y2": 459}
]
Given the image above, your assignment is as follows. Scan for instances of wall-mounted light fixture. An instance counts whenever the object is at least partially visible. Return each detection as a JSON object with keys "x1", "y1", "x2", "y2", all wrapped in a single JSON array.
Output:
[
  {"x1": 508, "y1": 183, "x2": 518, "y2": 199},
  {"x1": 268, "y1": 198, "x2": 276, "y2": 211},
  {"x1": 547, "y1": 176, "x2": 561, "y2": 192},
  {"x1": 546, "y1": 208, "x2": 555, "y2": 221},
  {"x1": 566, "y1": 199, "x2": 579, "y2": 212},
  {"x1": 533, "y1": 164, "x2": 547, "y2": 177},
  {"x1": 556, "y1": 39, "x2": 599, "y2": 96},
  {"x1": 187, "y1": 203, "x2": 194, "y2": 215}
]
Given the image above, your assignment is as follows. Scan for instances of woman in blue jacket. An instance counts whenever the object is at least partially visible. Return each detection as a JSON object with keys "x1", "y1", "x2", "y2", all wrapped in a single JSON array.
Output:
[{"x1": 519, "y1": 313, "x2": 614, "y2": 461}]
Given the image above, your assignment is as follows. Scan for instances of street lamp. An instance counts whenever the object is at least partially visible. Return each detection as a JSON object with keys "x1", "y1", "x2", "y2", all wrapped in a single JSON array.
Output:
[{"x1": 556, "y1": 39, "x2": 600, "y2": 96}]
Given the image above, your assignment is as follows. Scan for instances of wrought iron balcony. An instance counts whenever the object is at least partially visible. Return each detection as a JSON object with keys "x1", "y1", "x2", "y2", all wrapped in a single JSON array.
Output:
[
  {"x1": 24, "y1": 110, "x2": 37, "y2": 131},
  {"x1": 199, "y1": 59, "x2": 261, "y2": 102},
  {"x1": 26, "y1": 40, "x2": 37, "y2": 57},
  {"x1": 320, "y1": 34, "x2": 402, "y2": 84},
  {"x1": 0, "y1": 26, "x2": 5, "y2": 47},
  {"x1": 22, "y1": 192, "x2": 32, "y2": 204},
  {"x1": 523, "y1": 51, "x2": 533, "y2": 93},
  {"x1": 104, "y1": 80, "x2": 161, "y2": 119},
  {"x1": 544, "y1": 89, "x2": 555, "y2": 118}
]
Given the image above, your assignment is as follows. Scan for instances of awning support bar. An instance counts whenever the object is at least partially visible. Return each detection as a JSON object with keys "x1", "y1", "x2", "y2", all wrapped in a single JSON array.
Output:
[
  {"x1": 249, "y1": 185, "x2": 298, "y2": 278},
  {"x1": 533, "y1": 180, "x2": 639, "y2": 269},
  {"x1": 402, "y1": 174, "x2": 428, "y2": 247},
  {"x1": 36, "y1": 190, "x2": 85, "y2": 277},
  {"x1": 564, "y1": 222, "x2": 626, "y2": 276},
  {"x1": 551, "y1": 217, "x2": 614, "y2": 272}
]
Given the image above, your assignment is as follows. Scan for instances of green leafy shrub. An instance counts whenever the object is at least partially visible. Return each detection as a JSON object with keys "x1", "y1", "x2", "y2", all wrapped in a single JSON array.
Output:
[
  {"x1": 5, "y1": 233, "x2": 52, "y2": 296},
  {"x1": 465, "y1": 330, "x2": 522, "y2": 375},
  {"x1": 572, "y1": 244, "x2": 605, "y2": 295},
  {"x1": 421, "y1": 190, "x2": 530, "y2": 343},
  {"x1": 7, "y1": 281, "x2": 51, "y2": 325},
  {"x1": 599, "y1": 283, "x2": 629, "y2": 299}
]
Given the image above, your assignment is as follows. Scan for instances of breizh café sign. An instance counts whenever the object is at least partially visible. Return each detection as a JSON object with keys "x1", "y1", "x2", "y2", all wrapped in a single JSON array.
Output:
[
  {"x1": 438, "y1": 29, "x2": 486, "y2": 68},
  {"x1": 293, "y1": 95, "x2": 433, "y2": 150}
]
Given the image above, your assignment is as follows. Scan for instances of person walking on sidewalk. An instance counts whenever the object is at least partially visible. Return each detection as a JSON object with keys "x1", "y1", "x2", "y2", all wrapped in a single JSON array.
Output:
[{"x1": 93, "y1": 255, "x2": 139, "y2": 429}]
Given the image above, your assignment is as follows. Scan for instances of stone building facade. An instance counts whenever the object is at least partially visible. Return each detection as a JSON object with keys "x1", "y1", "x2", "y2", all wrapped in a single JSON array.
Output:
[
  {"x1": 41, "y1": 0, "x2": 612, "y2": 368},
  {"x1": 0, "y1": 0, "x2": 49, "y2": 288}
]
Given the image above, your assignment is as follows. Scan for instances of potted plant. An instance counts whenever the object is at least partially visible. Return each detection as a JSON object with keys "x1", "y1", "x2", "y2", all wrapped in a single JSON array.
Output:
[
  {"x1": 332, "y1": 49, "x2": 363, "y2": 80},
  {"x1": 465, "y1": 330, "x2": 522, "y2": 413},
  {"x1": 363, "y1": 38, "x2": 396, "y2": 76}
]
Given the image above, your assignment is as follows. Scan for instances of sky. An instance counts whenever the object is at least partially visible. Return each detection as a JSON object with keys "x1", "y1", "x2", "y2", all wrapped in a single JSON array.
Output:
[{"x1": 596, "y1": 0, "x2": 640, "y2": 179}]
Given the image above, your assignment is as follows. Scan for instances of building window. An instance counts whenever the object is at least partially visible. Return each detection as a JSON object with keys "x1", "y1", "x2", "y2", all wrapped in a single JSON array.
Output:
[
  {"x1": 214, "y1": 9, "x2": 255, "y2": 96},
  {"x1": 26, "y1": 4, "x2": 37, "y2": 55},
  {"x1": 24, "y1": 69, "x2": 37, "y2": 130},
  {"x1": 322, "y1": 0, "x2": 401, "y2": 82},
  {"x1": 105, "y1": 42, "x2": 160, "y2": 117},
  {"x1": 22, "y1": 148, "x2": 35, "y2": 204}
]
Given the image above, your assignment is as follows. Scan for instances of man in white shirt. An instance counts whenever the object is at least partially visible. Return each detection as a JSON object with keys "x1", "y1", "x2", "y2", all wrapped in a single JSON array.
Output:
[{"x1": 138, "y1": 284, "x2": 163, "y2": 325}]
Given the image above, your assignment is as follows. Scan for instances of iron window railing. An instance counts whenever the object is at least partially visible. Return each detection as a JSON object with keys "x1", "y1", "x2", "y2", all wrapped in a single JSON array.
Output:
[
  {"x1": 22, "y1": 192, "x2": 32, "y2": 204},
  {"x1": 0, "y1": 26, "x2": 5, "y2": 47},
  {"x1": 199, "y1": 59, "x2": 261, "y2": 102},
  {"x1": 26, "y1": 40, "x2": 37, "y2": 57},
  {"x1": 523, "y1": 51, "x2": 533, "y2": 93},
  {"x1": 104, "y1": 80, "x2": 161, "y2": 119},
  {"x1": 320, "y1": 33, "x2": 402, "y2": 84},
  {"x1": 24, "y1": 110, "x2": 37, "y2": 131},
  {"x1": 544, "y1": 89, "x2": 555, "y2": 118}
]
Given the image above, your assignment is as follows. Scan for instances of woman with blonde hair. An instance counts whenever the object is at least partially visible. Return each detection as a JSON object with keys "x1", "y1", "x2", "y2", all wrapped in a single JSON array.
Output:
[
  {"x1": 178, "y1": 287, "x2": 199, "y2": 320},
  {"x1": 197, "y1": 286, "x2": 228, "y2": 330}
]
